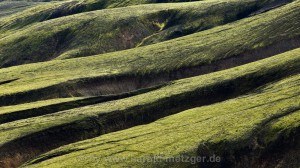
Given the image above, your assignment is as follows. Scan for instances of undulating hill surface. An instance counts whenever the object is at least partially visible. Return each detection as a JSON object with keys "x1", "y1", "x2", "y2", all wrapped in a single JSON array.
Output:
[
  {"x1": 0, "y1": 0, "x2": 299, "y2": 168},
  {"x1": 0, "y1": 0, "x2": 294, "y2": 67},
  {"x1": 23, "y1": 71, "x2": 300, "y2": 168}
]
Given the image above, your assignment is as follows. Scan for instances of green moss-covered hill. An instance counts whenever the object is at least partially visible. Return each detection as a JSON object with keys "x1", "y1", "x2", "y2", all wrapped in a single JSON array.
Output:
[{"x1": 0, "y1": 0, "x2": 299, "y2": 168}]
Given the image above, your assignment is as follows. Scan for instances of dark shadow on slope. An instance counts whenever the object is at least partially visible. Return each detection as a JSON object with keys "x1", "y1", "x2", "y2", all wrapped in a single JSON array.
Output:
[
  {"x1": 0, "y1": 0, "x2": 294, "y2": 68},
  {"x1": 0, "y1": 83, "x2": 165, "y2": 124},
  {"x1": 1, "y1": 61, "x2": 300, "y2": 167},
  {"x1": 1, "y1": 36, "x2": 300, "y2": 106},
  {"x1": 0, "y1": 78, "x2": 18, "y2": 86},
  {"x1": 249, "y1": 0, "x2": 294, "y2": 16},
  {"x1": 137, "y1": 0, "x2": 293, "y2": 46},
  {"x1": 197, "y1": 107, "x2": 300, "y2": 168}
]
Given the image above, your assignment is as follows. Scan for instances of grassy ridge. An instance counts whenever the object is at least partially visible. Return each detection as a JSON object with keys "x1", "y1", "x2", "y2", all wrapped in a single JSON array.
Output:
[
  {"x1": 1, "y1": 46, "x2": 300, "y2": 167},
  {"x1": 0, "y1": 0, "x2": 300, "y2": 105},
  {"x1": 0, "y1": 0, "x2": 280, "y2": 67},
  {"x1": 0, "y1": 0, "x2": 203, "y2": 33},
  {"x1": 0, "y1": 97, "x2": 82, "y2": 116},
  {"x1": 0, "y1": 83, "x2": 164, "y2": 124},
  {"x1": 21, "y1": 71, "x2": 300, "y2": 168}
]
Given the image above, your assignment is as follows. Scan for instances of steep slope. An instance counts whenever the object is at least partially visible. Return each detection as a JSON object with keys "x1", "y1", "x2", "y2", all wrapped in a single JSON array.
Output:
[
  {"x1": 1, "y1": 46, "x2": 300, "y2": 167},
  {"x1": 0, "y1": 0, "x2": 204, "y2": 33},
  {"x1": 0, "y1": 0, "x2": 300, "y2": 105},
  {"x1": 0, "y1": 84, "x2": 161, "y2": 124},
  {"x1": 0, "y1": 0, "x2": 294, "y2": 67},
  {"x1": 22, "y1": 72, "x2": 300, "y2": 168}
]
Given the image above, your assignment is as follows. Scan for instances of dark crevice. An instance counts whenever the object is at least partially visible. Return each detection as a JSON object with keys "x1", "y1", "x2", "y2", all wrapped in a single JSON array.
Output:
[
  {"x1": 143, "y1": 0, "x2": 294, "y2": 46},
  {"x1": 173, "y1": 36, "x2": 300, "y2": 81},
  {"x1": 0, "y1": 34, "x2": 299, "y2": 167},
  {"x1": 0, "y1": 83, "x2": 166, "y2": 124},
  {"x1": 0, "y1": 78, "x2": 18, "y2": 86},
  {"x1": 1, "y1": 36, "x2": 300, "y2": 107},
  {"x1": 197, "y1": 106, "x2": 300, "y2": 168},
  {"x1": 1, "y1": 0, "x2": 295, "y2": 68},
  {"x1": 249, "y1": 0, "x2": 294, "y2": 16},
  {"x1": 1, "y1": 64, "x2": 300, "y2": 167},
  {"x1": 254, "y1": 128, "x2": 300, "y2": 168}
]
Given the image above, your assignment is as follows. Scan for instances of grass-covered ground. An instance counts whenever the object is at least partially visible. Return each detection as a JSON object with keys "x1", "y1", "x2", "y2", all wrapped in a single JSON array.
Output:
[
  {"x1": 1, "y1": 46, "x2": 300, "y2": 167},
  {"x1": 0, "y1": 1, "x2": 41, "y2": 18},
  {"x1": 0, "y1": 0, "x2": 299, "y2": 167},
  {"x1": 22, "y1": 72, "x2": 300, "y2": 168},
  {"x1": 0, "y1": 0, "x2": 300, "y2": 105},
  {"x1": 0, "y1": 0, "x2": 204, "y2": 34},
  {"x1": 0, "y1": 0, "x2": 287, "y2": 67}
]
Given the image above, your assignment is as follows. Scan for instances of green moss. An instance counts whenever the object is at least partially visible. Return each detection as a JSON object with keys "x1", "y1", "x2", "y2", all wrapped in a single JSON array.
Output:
[
  {"x1": 0, "y1": 1, "x2": 299, "y2": 167},
  {"x1": 0, "y1": 0, "x2": 203, "y2": 33},
  {"x1": 262, "y1": 109, "x2": 300, "y2": 144},
  {"x1": 0, "y1": 46, "x2": 299, "y2": 157},
  {"x1": 21, "y1": 71, "x2": 300, "y2": 167},
  {"x1": 0, "y1": 97, "x2": 82, "y2": 116},
  {"x1": 0, "y1": 0, "x2": 293, "y2": 67},
  {"x1": 0, "y1": 0, "x2": 300, "y2": 100}
]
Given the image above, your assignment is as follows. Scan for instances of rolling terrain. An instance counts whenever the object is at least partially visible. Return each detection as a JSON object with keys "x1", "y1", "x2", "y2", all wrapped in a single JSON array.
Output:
[{"x1": 0, "y1": 0, "x2": 299, "y2": 167}]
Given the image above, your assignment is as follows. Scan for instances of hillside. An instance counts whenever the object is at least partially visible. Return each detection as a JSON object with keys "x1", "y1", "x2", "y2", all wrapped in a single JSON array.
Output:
[
  {"x1": 1, "y1": 0, "x2": 292, "y2": 67},
  {"x1": 0, "y1": 0, "x2": 299, "y2": 168}
]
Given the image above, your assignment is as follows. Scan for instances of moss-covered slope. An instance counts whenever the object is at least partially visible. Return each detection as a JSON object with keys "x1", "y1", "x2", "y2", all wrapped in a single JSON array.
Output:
[
  {"x1": 22, "y1": 67, "x2": 300, "y2": 168},
  {"x1": 1, "y1": 0, "x2": 287, "y2": 67},
  {"x1": 0, "y1": 0, "x2": 299, "y2": 168},
  {"x1": 0, "y1": 0, "x2": 299, "y2": 105},
  {"x1": 1, "y1": 46, "x2": 300, "y2": 167}
]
